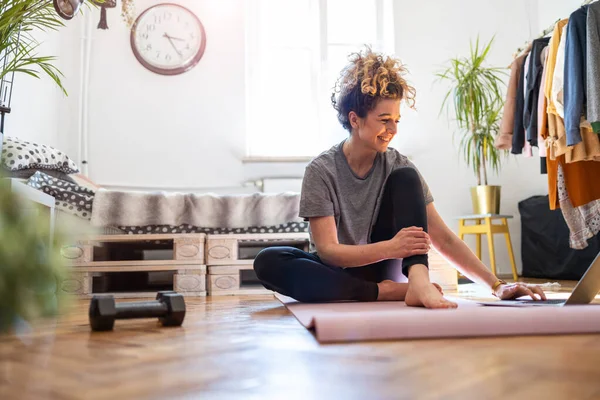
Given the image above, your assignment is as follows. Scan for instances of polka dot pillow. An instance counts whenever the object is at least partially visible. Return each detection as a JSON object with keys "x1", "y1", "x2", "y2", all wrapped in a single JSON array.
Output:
[{"x1": 2, "y1": 136, "x2": 79, "y2": 174}]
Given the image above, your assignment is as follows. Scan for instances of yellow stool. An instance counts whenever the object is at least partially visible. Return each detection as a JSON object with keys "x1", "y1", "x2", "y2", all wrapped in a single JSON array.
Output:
[{"x1": 456, "y1": 214, "x2": 518, "y2": 281}]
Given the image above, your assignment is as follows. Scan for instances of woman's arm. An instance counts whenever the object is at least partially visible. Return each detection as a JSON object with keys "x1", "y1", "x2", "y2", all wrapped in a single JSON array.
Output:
[
  {"x1": 310, "y1": 216, "x2": 429, "y2": 267},
  {"x1": 309, "y1": 216, "x2": 391, "y2": 267},
  {"x1": 426, "y1": 203, "x2": 500, "y2": 288},
  {"x1": 426, "y1": 203, "x2": 546, "y2": 300}
]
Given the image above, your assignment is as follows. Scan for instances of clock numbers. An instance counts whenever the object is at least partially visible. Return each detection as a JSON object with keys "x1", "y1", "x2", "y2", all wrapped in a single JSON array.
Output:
[{"x1": 132, "y1": 4, "x2": 206, "y2": 75}]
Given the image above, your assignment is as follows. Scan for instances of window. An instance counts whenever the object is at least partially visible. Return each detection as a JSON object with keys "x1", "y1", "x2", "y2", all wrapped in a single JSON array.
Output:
[{"x1": 245, "y1": 0, "x2": 395, "y2": 158}]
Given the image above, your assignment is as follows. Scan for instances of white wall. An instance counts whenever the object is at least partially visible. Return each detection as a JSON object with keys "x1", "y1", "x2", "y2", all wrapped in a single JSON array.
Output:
[
  {"x1": 391, "y1": 0, "x2": 562, "y2": 277},
  {"x1": 539, "y1": 0, "x2": 584, "y2": 27},
  {"x1": 54, "y1": 11, "x2": 86, "y2": 171},
  {"x1": 4, "y1": 28, "x2": 64, "y2": 147},
  {"x1": 9, "y1": 0, "x2": 588, "y2": 276},
  {"x1": 65, "y1": 0, "x2": 248, "y2": 191}
]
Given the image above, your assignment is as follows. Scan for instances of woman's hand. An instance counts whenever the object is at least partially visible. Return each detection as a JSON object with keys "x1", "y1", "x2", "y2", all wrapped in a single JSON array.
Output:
[
  {"x1": 494, "y1": 282, "x2": 547, "y2": 301},
  {"x1": 387, "y1": 227, "x2": 430, "y2": 259}
]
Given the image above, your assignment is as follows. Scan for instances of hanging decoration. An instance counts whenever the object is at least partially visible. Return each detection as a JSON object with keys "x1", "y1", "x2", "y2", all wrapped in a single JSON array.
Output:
[
  {"x1": 53, "y1": 0, "x2": 85, "y2": 20},
  {"x1": 92, "y1": 0, "x2": 116, "y2": 29},
  {"x1": 121, "y1": 0, "x2": 136, "y2": 29}
]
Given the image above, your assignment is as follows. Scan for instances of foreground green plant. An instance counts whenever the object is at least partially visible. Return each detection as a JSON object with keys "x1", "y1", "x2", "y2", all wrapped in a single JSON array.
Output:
[{"x1": 0, "y1": 182, "x2": 68, "y2": 332}]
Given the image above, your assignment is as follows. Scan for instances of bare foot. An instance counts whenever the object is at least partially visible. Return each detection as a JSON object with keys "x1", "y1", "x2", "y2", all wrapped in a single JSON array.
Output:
[
  {"x1": 405, "y1": 282, "x2": 457, "y2": 309},
  {"x1": 377, "y1": 280, "x2": 409, "y2": 301}
]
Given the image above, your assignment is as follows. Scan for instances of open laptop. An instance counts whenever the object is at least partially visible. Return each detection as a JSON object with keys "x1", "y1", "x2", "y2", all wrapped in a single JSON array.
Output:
[{"x1": 478, "y1": 251, "x2": 600, "y2": 307}]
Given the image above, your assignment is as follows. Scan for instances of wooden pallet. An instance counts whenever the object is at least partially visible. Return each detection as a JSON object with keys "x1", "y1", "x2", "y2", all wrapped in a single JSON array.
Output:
[
  {"x1": 59, "y1": 233, "x2": 207, "y2": 298},
  {"x1": 61, "y1": 233, "x2": 206, "y2": 265},
  {"x1": 205, "y1": 232, "x2": 309, "y2": 265},
  {"x1": 61, "y1": 265, "x2": 207, "y2": 298},
  {"x1": 205, "y1": 232, "x2": 309, "y2": 296},
  {"x1": 207, "y1": 264, "x2": 272, "y2": 296}
]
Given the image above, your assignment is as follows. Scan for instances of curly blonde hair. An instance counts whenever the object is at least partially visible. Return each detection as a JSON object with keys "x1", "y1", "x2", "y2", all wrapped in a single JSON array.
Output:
[{"x1": 331, "y1": 47, "x2": 416, "y2": 132}]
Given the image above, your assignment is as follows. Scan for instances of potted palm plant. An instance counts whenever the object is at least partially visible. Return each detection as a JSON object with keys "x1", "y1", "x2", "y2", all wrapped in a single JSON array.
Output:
[
  {"x1": 0, "y1": 0, "x2": 70, "y2": 92},
  {"x1": 437, "y1": 36, "x2": 508, "y2": 214},
  {"x1": 1, "y1": 0, "x2": 82, "y2": 158}
]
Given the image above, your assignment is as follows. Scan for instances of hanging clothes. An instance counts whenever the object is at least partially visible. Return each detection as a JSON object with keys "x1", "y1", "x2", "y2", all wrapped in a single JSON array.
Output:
[
  {"x1": 557, "y1": 164, "x2": 600, "y2": 249},
  {"x1": 545, "y1": 20, "x2": 569, "y2": 119},
  {"x1": 545, "y1": 21, "x2": 568, "y2": 161},
  {"x1": 538, "y1": 46, "x2": 549, "y2": 158},
  {"x1": 564, "y1": 5, "x2": 590, "y2": 147},
  {"x1": 551, "y1": 24, "x2": 569, "y2": 120},
  {"x1": 508, "y1": 2, "x2": 600, "y2": 250},
  {"x1": 545, "y1": 19, "x2": 600, "y2": 163},
  {"x1": 548, "y1": 116, "x2": 600, "y2": 163},
  {"x1": 522, "y1": 53, "x2": 534, "y2": 157},
  {"x1": 546, "y1": 154, "x2": 600, "y2": 210},
  {"x1": 586, "y1": 1, "x2": 600, "y2": 133},
  {"x1": 524, "y1": 37, "x2": 550, "y2": 147},
  {"x1": 538, "y1": 46, "x2": 549, "y2": 174},
  {"x1": 545, "y1": 19, "x2": 600, "y2": 211},
  {"x1": 495, "y1": 53, "x2": 529, "y2": 150},
  {"x1": 511, "y1": 53, "x2": 528, "y2": 154},
  {"x1": 565, "y1": 124, "x2": 600, "y2": 163},
  {"x1": 511, "y1": 53, "x2": 532, "y2": 155}
]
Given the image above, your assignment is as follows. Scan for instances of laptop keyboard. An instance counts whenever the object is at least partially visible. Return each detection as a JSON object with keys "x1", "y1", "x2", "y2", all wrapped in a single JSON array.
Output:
[{"x1": 518, "y1": 299, "x2": 565, "y2": 304}]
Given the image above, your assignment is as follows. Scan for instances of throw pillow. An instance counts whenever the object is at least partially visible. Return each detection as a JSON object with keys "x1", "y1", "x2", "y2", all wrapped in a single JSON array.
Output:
[{"x1": 1, "y1": 136, "x2": 79, "y2": 173}]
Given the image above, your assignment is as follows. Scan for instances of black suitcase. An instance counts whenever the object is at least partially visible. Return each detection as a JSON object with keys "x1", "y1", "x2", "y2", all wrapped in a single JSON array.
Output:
[{"x1": 519, "y1": 195, "x2": 600, "y2": 280}]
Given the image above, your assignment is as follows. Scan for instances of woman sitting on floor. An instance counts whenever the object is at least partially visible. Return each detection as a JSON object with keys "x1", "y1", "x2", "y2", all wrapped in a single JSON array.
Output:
[{"x1": 253, "y1": 47, "x2": 546, "y2": 309}]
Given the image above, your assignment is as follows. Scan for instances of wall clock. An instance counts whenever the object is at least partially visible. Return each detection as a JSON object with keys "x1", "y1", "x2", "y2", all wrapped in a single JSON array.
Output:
[{"x1": 130, "y1": 3, "x2": 207, "y2": 75}]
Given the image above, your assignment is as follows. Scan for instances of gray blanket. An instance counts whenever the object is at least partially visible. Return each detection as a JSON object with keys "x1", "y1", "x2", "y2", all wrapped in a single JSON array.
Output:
[{"x1": 90, "y1": 189, "x2": 302, "y2": 228}]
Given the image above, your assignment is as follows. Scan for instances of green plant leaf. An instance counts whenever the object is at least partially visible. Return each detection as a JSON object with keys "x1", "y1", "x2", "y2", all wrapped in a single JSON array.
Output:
[
  {"x1": 0, "y1": 0, "x2": 95, "y2": 96},
  {"x1": 435, "y1": 35, "x2": 508, "y2": 185}
]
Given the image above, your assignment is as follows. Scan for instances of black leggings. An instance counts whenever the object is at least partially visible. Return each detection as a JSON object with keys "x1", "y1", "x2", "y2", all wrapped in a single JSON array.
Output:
[{"x1": 253, "y1": 167, "x2": 428, "y2": 302}]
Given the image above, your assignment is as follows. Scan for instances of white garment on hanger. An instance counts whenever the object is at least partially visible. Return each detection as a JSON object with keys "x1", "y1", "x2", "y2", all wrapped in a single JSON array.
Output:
[{"x1": 552, "y1": 24, "x2": 568, "y2": 119}]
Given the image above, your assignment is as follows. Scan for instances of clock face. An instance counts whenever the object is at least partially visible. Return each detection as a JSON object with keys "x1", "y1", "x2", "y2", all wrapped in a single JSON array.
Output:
[{"x1": 130, "y1": 3, "x2": 206, "y2": 75}]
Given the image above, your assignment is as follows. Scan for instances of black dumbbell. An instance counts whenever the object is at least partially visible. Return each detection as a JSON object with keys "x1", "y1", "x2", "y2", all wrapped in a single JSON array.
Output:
[{"x1": 89, "y1": 291, "x2": 186, "y2": 331}]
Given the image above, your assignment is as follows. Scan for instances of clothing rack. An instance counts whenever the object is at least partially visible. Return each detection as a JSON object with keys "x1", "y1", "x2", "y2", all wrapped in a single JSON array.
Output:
[
  {"x1": 512, "y1": 0, "x2": 597, "y2": 60},
  {"x1": 500, "y1": 0, "x2": 600, "y2": 257}
]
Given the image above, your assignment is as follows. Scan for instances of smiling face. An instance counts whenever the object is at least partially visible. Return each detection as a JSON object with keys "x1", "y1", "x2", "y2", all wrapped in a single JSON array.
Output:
[{"x1": 349, "y1": 98, "x2": 401, "y2": 152}]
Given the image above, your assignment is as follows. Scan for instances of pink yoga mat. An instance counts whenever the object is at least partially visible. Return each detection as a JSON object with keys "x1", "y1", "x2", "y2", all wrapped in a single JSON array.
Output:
[{"x1": 275, "y1": 294, "x2": 600, "y2": 343}]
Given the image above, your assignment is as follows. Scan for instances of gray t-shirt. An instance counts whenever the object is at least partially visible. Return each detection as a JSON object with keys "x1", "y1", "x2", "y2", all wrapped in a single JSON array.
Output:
[{"x1": 299, "y1": 139, "x2": 434, "y2": 251}]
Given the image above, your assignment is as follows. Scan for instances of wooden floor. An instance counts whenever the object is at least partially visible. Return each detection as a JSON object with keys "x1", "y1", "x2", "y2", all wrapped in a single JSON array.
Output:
[{"x1": 1, "y1": 280, "x2": 600, "y2": 400}]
